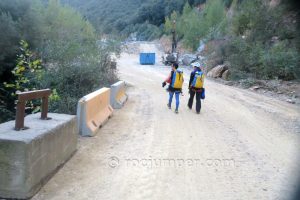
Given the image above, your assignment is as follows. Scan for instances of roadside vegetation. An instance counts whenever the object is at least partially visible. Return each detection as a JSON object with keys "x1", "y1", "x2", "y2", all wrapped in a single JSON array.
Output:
[
  {"x1": 163, "y1": 0, "x2": 299, "y2": 81},
  {"x1": 0, "y1": 0, "x2": 118, "y2": 123}
]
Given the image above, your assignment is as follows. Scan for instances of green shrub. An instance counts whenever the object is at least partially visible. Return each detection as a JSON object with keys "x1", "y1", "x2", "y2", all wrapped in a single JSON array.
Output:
[
  {"x1": 223, "y1": 37, "x2": 299, "y2": 80},
  {"x1": 42, "y1": 52, "x2": 117, "y2": 114},
  {"x1": 0, "y1": 88, "x2": 14, "y2": 123},
  {"x1": 225, "y1": 0, "x2": 300, "y2": 80},
  {"x1": 261, "y1": 41, "x2": 299, "y2": 80},
  {"x1": 166, "y1": 0, "x2": 226, "y2": 50}
]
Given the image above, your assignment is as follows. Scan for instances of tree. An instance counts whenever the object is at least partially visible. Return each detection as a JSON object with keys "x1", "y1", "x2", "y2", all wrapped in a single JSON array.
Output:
[
  {"x1": 4, "y1": 40, "x2": 43, "y2": 93},
  {"x1": 0, "y1": 0, "x2": 119, "y2": 123},
  {"x1": 0, "y1": 12, "x2": 19, "y2": 76}
]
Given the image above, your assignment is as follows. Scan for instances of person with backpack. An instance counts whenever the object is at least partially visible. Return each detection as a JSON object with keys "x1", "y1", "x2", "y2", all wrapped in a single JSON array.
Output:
[
  {"x1": 162, "y1": 63, "x2": 184, "y2": 114},
  {"x1": 188, "y1": 62, "x2": 204, "y2": 114}
]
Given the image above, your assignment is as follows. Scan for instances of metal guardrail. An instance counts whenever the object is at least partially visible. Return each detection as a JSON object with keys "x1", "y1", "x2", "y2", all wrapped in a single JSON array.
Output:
[{"x1": 15, "y1": 89, "x2": 51, "y2": 131}]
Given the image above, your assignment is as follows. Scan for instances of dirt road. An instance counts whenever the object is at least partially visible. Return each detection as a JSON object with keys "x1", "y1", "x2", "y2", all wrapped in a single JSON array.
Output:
[{"x1": 33, "y1": 42, "x2": 300, "y2": 200}]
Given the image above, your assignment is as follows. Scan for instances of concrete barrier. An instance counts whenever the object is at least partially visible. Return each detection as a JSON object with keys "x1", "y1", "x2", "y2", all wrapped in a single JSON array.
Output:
[
  {"x1": 110, "y1": 81, "x2": 128, "y2": 109},
  {"x1": 77, "y1": 87, "x2": 113, "y2": 137},
  {"x1": 0, "y1": 113, "x2": 78, "y2": 199}
]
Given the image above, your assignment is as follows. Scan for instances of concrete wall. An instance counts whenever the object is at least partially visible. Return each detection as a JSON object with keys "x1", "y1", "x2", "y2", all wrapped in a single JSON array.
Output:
[
  {"x1": 77, "y1": 87, "x2": 113, "y2": 137},
  {"x1": 110, "y1": 81, "x2": 128, "y2": 109},
  {"x1": 0, "y1": 113, "x2": 78, "y2": 199}
]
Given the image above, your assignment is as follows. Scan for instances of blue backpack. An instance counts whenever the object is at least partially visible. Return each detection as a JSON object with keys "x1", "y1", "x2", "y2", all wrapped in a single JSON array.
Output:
[
  {"x1": 171, "y1": 69, "x2": 184, "y2": 89},
  {"x1": 191, "y1": 71, "x2": 204, "y2": 89}
]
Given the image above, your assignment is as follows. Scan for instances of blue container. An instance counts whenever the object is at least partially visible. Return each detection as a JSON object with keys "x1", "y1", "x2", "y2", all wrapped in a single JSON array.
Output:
[{"x1": 140, "y1": 53, "x2": 155, "y2": 65}]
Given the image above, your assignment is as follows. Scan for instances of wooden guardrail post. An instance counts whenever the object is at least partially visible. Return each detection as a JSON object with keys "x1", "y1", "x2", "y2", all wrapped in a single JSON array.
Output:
[{"x1": 15, "y1": 89, "x2": 51, "y2": 131}]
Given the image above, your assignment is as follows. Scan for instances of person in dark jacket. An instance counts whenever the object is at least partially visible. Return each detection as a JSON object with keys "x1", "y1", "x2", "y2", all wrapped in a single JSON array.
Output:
[
  {"x1": 162, "y1": 63, "x2": 183, "y2": 113},
  {"x1": 188, "y1": 62, "x2": 203, "y2": 114}
]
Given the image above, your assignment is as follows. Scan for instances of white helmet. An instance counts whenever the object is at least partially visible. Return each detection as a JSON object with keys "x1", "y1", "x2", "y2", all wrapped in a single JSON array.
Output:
[{"x1": 192, "y1": 62, "x2": 200, "y2": 68}]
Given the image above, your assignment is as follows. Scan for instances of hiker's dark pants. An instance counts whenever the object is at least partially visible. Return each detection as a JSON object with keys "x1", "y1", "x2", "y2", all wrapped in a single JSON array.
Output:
[{"x1": 188, "y1": 90, "x2": 201, "y2": 112}]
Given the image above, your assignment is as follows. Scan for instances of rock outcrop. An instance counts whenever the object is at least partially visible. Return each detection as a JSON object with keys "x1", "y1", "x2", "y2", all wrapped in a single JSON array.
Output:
[{"x1": 207, "y1": 64, "x2": 229, "y2": 78}]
